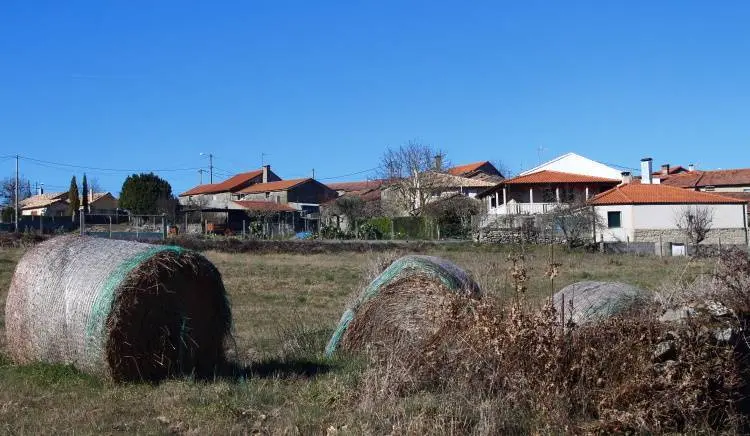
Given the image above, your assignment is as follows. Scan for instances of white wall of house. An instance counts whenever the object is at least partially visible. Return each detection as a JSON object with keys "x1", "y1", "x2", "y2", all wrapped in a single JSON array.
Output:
[
  {"x1": 631, "y1": 204, "x2": 745, "y2": 229},
  {"x1": 594, "y1": 205, "x2": 634, "y2": 242},
  {"x1": 595, "y1": 203, "x2": 747, "y2": 243},
  {"x1": 520, "y1": 153, "x2": 622, "y2": 180}
]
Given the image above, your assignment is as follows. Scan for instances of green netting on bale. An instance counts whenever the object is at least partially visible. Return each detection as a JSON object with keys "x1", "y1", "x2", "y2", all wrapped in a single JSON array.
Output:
[
  {"x1": 325, "y1": 255, "x2": 480, "y2": 356},
  {"x1": 85, "y1": 245, "x2": 184, "y2": 362}
]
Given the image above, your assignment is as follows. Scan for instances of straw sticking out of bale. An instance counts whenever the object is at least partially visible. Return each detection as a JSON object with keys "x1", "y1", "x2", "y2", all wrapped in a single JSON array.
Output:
[
  {"x1": 5, "y1": 235, "x2": 231, "y2": 382},
  {"x1": 325, "y1": 255, "x2": 481, "y2": 356}
]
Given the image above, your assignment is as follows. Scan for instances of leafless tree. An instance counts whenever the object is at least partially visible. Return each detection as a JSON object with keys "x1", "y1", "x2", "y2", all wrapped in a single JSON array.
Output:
[
  {"x1": 0, "y1": 176, "x2": 32, "y2": 207},
  {"x1": 378, "y1": 140, "x2": 449, "y2": 216},
  {"x1": 543, "y1": 201, "x2": 603, "y2": 248},
  {"x1": 675, "y1": 206, "x2": 714, "y2": 247},
  {"x1": 88, "y1": 178, "x2": 103, "y2": 193}
]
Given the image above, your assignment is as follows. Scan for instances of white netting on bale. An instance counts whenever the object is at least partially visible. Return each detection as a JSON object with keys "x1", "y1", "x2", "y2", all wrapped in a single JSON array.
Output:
[
  {"x1": 553, "y1": 281, "x2": 652, "y2": 326},
  {"x1": 4, "y1": 235, "x2": 232, "y2": 382},
  {"x1": 325, "y1": 255, "x2": 481, "y2": 356}
]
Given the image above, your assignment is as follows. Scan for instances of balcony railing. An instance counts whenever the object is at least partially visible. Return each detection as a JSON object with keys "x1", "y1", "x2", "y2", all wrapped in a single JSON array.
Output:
[{"x1": 489, "y1": 202, "x2": 559, "y2": 215}]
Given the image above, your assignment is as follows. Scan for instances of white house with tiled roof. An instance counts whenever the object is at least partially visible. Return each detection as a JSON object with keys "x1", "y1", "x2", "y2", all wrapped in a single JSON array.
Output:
[{"x1": 590, "y1": 159, "x2": 748, "y2": 251}]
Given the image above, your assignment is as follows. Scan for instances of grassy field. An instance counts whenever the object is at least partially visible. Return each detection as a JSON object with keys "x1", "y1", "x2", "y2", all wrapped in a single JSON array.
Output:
[{"x1": 0, "y1": 244, "x2": 714, "y2": 434}]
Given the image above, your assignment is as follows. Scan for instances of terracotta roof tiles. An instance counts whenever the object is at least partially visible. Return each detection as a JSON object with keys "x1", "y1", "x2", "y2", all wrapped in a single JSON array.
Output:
[
  {"x1": 238, "y1": 178, "x2": 311, "y2": 194},
  {"x1": 231, "y1": 201, "x2": 296, "y2": 212},
  {"x1": 589, "y1": 183, "x2": 747, "y2": 205},
  {"x1": 180, "y1": 170, "x2": 263, "y2": 196},
  {"x1": 500, "y1": 170, "x2": 620, "y2": 185}
]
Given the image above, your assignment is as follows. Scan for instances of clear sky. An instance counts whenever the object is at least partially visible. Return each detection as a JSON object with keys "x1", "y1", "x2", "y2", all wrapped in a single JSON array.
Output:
[{"x1": 2, "y1": 1, "x2": 749, "y2": 195}]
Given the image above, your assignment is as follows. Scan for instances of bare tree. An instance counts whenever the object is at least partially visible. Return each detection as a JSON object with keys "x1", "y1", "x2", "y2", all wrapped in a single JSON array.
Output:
[
  {"x1": 0, "y1": 176, "x2": 32, "y2": 207},
  {"x1": 543, "y1": 201, "x2": 602, "y2": 248},
  {"x1": 378, "y1": 140, "x2": 448, "y2": 216},
  {"x1": 88, "y1": 178, "x2": 103, "y2": 193},
  {"x1": 675, "y1": 206, "x2": 714, "y2": 247}
]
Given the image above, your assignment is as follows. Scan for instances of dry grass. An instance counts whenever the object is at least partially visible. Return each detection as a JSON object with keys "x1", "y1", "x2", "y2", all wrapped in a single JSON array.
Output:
[{"x1": 0, "y1": 243, "x2": 725, "y2": 434}]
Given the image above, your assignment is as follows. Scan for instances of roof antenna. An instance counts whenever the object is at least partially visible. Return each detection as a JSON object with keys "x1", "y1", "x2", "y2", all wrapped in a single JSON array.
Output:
[{"x1": 536, "y1": 146, "x2": 547, "y2": 166}]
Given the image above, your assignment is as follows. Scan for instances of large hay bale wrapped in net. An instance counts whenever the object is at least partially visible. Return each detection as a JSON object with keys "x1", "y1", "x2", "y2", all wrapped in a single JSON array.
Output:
[
  {"x1": 325, "y1": 255, "x2": 480, "y2": 356},
  {"x1": 553, "y1": 281, "x2": 651, "y2": 325},
  {"x1": 5, "y1": 235, "x2": 231, "y2": 382}
]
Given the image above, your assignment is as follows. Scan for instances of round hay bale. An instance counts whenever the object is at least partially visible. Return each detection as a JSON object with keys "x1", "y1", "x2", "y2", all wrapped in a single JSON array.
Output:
[
  {"x1": 4, "y1": 235, "x2": 231, "y2": 382},
  {"x1": 553, "y1": 281, "x2": 651, "y2": 325},
  {"x1": 325, "y1": 255, "x2": 480, "y2": 356}
]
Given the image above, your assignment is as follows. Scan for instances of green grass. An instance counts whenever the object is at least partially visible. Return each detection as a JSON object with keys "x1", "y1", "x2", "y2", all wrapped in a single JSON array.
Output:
[{"x1": 0, "y1": 244, "x2": 714, "y2": 434}]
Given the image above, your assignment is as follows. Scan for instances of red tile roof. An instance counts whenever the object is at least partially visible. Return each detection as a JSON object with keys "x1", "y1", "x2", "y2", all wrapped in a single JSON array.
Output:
[
  {"x1": 326, "y1": 180, "x2": 383, "y2": 192},
  {"x1": 661, "y1": 169, "x2": 750, "y2": 188},
  {"x1": 589, "y1": 183, "x2": 748, "y2": 205},
  {"x1": 232, "y1": 201, "x2": 296, "y2": 212},
  {"x1": 500, "y1": 170, "x2": 620, "y2": 185},
  {"x1": 180, "y1": 170, "x2": 263, "y2": 196},
  {"x1": 238, "y1": 178, "x2": 311, "y2": 194},
  {"x1": 448, "y1": 161, "x2": 490, "y2": 176}
]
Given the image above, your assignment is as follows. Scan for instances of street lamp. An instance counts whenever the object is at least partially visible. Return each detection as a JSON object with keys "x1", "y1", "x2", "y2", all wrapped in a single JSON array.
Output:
[{"x1": 200, "y1": 153, "x2": 214, "y2": 184}]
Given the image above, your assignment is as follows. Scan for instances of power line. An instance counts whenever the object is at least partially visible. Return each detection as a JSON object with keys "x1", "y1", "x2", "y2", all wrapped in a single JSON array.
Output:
[
  {"x1": 318, "y1": 167, "x2": 378, "y2": 181},
  {"x1": 19, "y1": 155, "x2": 202, "y2": 173}
]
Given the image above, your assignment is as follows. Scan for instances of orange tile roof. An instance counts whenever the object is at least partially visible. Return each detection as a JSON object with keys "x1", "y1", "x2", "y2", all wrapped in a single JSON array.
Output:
[
  {"x1": 500, "y1": 170, "x2": 620, "y2": 185},
  {"x1": 447, "y1": 161, "x2": 490, "y2": 176},
  {"x1": 180, "y1": 170, "x2": 263, "y2": 196},
  {"x1": 661, "y1": 169, "x2": 750, "y2": 188},
  {"x1": 326, "y1": 180, "x2": 383, "y2": 192},
  {"x1": 232, "y1": 201, "x2": 296, "y2": 212},
  {"x1": 589, "y1": 183, "x2": 748, "y2": 205},
  {"x1": 238, "y1": 178, "x2": 311, "y2": 194}
]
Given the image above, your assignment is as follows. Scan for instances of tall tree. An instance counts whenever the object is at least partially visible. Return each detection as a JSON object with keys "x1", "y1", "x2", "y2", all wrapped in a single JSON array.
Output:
[
  {"x1": 119, "y1": 173, "x2": 175, "y2": 215},
  {"x1": 81, "y1": 173, "x2": 89, "y2": 212},
  {"x1": 68, "y1": 176, "x2": 80, "y2": 216},
  {"x1": 378, "y1": 140, "x2": 448, "y2": 217}
]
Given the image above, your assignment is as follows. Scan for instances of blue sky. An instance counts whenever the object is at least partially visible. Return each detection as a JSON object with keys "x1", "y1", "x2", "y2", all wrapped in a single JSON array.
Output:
[{"x1": 2, "y1": 1, "x2": 749, "y2": 195}]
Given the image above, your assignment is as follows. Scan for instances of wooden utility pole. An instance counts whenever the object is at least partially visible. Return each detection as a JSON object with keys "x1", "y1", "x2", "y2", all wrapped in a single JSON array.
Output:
[{"x1": 15, "y1": 155, "x2": 19, "y2": 233}]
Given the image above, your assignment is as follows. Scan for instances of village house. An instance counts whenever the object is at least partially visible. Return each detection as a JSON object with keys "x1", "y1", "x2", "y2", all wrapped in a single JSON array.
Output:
[
  {"x1": 178, "y1": 165, "x2": 281, "y2": 209},
  {"x1": 478, "y1": 153, "x2": 622, "y2": 215},
  {"x1": 590, "y1": 160, "x2": 749, "y2": 254},
  {"x1": 321, "y1": 181, "x2": 384, "y2": 231},
  {"x1": 20, "y1": 190, "x2": 119, "y2": 216},
  {"x1": 447, "y1": 161, "x2": 505, "y2": 183}
]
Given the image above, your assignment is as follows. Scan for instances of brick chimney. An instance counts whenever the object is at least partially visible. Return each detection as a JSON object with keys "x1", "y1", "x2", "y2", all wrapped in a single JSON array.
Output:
[
  {"x1": 640, "y1": 158, "x2": 653, "y2": 184},
  {"x1": 434, "y1": 154, "x2": 443, "y2": 171},
  {"x1": 660, "y1": 164, "x2": 670, "y2": 176},
  {"x1": 262, "y1": 165, "x2": 270, "y2": 183},
  {"x1": 621, "y1": 171, "x2": 632, "y2": 184}
]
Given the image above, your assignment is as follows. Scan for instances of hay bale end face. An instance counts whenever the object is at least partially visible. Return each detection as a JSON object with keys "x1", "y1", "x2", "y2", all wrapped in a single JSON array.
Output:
[
  {"x1": 4, "y1": 235, "x2": 231, "y2": 382},
  {"x1": 325, "y1": 255, "x2": 481, "y2": 356},
  {"x1": 553, "y1": 281, "x2": 652, "y2": 325}
]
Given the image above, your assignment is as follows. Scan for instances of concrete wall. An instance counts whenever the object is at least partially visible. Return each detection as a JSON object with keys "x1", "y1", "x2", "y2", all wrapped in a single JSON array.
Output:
[
  {"x1": 241, "y1": 191, "x2": 288, "y2": 204},
  {"x1": 179, "y1": 192, "x2": 235, "y2": 209}
]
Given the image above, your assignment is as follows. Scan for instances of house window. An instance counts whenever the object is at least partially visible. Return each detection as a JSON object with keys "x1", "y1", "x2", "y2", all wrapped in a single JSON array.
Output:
[
  {"x1": 490, "y1": 196, "x2": 497, "y2": 208},
  {"x1": 607, "y1": 211, "x2": 621, "y2": 228},
  {"x1": 265, "y1": 192, "x2": 270, "y2": 199}
]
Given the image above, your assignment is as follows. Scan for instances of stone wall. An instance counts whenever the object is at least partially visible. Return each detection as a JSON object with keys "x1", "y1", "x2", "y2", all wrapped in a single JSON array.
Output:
[{"x1": 633, "y1": 228, "x2": 747, "y2": 245}]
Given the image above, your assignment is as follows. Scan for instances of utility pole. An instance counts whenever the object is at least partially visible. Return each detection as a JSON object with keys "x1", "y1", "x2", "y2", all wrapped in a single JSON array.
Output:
[
  {"x1": 198, "y1": 169, "x2": 206, "y2": 184},
  {"x1": 209, "y1": 153, "x2": 213, "y2": 183},
  {"x1": 15, "y1": 155, "x2": 19, "y2": 233},
  {"x1": 312, "y1": 168, "x2": 315, "y2": 179}
]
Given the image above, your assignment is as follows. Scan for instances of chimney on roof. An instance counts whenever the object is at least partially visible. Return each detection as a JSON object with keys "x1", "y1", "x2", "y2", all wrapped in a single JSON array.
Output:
[
  {"x1": 640, "y1": 158, "x2": 653, "y2": 184},
  {"x1": 434, "y1": 154, "x2": 443, "y2": 171},
  {"x1": 661, "y1": 164, "x2": 670, "y2": 176},
  {"x1": 262, "y1": 165, "x2": 270, "y2": 183},
  {"x1": 688, "y1": 163, "x2": 695, "y2": 172},
  {"x1": 621, "y1": 171, "x2": 632, "y2": 184},
  {"x1": 89, "y1": 188, "x2": 94, "y2": 203}
]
